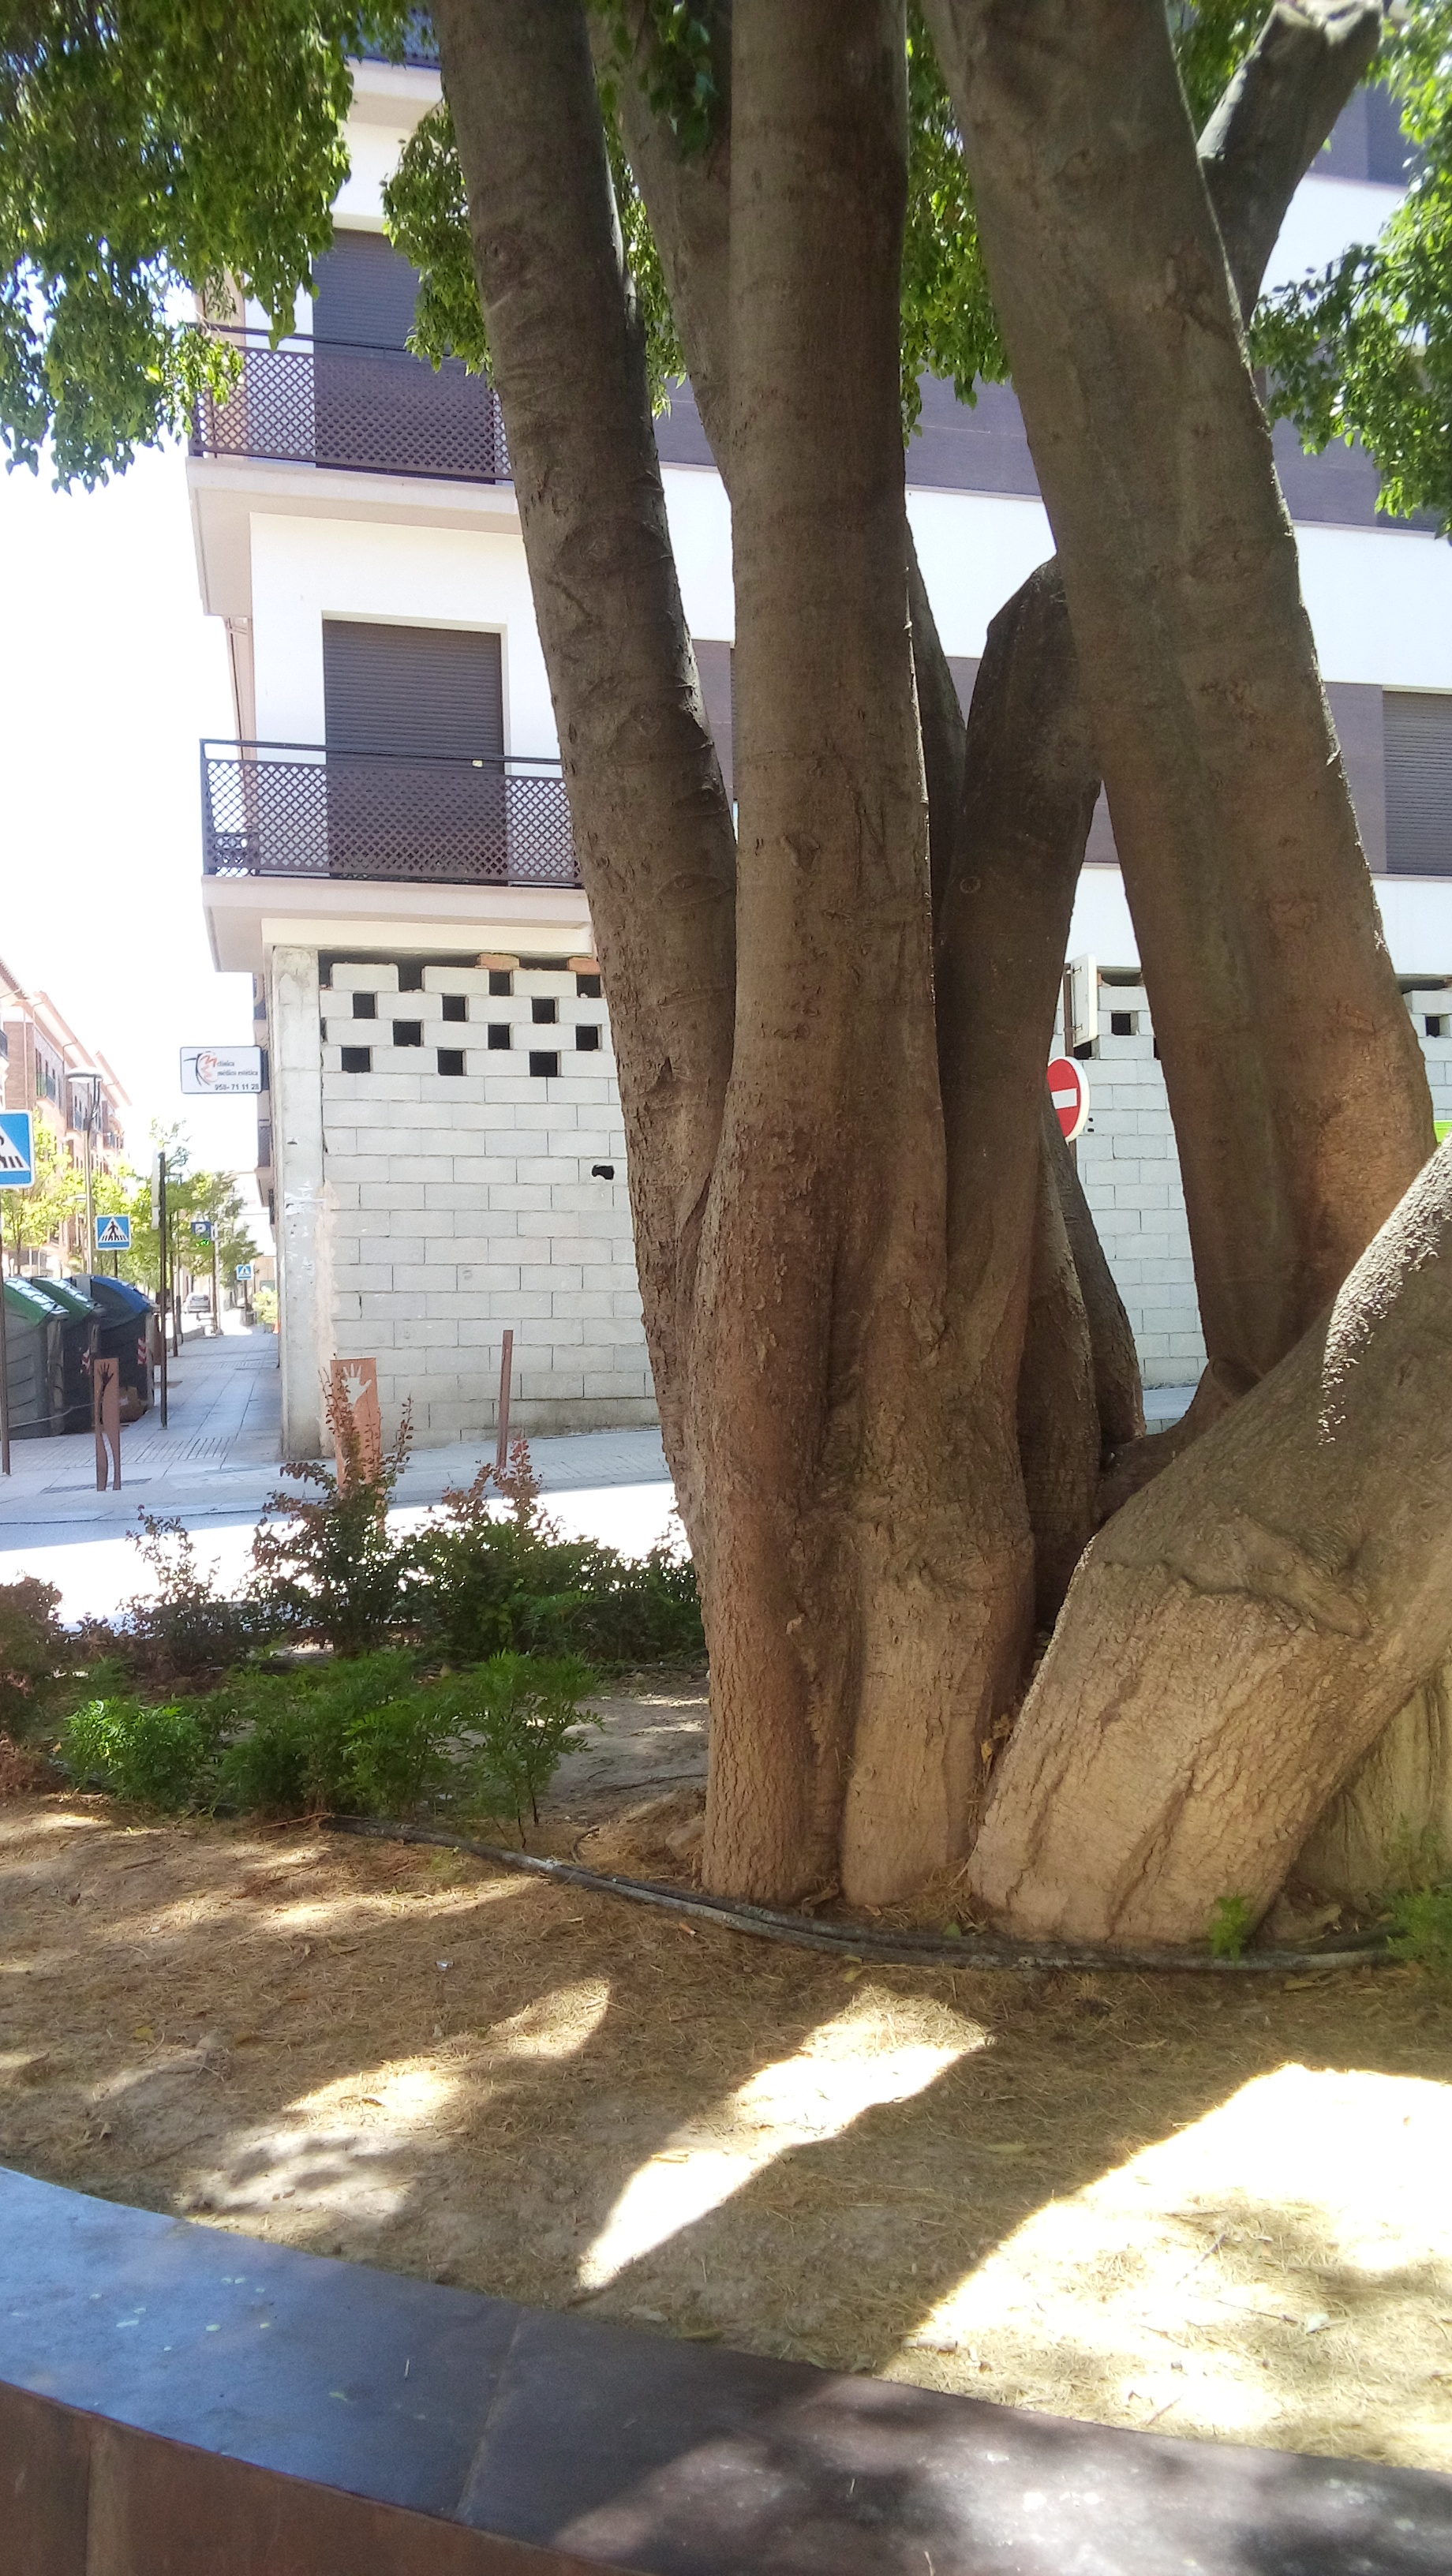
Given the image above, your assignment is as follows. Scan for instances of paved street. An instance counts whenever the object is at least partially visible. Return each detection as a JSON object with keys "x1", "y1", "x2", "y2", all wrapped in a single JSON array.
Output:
[
  {"x1": 0, "y1": 1316, "x2": 675, "y2": 1621},
  {"x1": 0, "y1": 1313, "x2": 1194, "y2": 1624}
]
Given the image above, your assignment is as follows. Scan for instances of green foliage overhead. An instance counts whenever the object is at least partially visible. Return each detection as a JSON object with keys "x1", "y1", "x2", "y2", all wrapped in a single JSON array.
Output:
[
  {"x1": 0, "y1": 0, "x2": 381, "y2": 482},
  {"x1": 1254, "y1": 6, "x2": 1452, "y2": 530},
  {"x1": 6, "y1": 0, "x2": 1443, "y2": 502}
]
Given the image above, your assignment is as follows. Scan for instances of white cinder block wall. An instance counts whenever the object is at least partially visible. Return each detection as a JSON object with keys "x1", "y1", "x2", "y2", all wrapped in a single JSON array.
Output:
[
  {"x1": 318, "y1": 954, "x2": 651, "y2": 1442},
  {"x1": 309, "y1": 953, "x2": 1451, "y2": 1434},
  {"x1": 1069, "y1": 973, "x2": 1452, "y2": 1390}
]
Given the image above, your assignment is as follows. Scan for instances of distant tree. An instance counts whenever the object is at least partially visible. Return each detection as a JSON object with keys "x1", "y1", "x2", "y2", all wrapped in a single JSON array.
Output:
[{"x1": 0, "y1": 1123, "x2": 84, "y2": 1273}]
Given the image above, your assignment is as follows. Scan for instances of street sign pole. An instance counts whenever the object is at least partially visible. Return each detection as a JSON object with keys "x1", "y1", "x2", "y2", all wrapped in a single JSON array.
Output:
[
  {"x1": 0, "y1": 1112, "x2": 36, "y2": 1477},
  {"x1": 0, "y1": 1261, "x2": 10, "y2": 1478},
  {"x1": 158, "y1": 1157, "x2": 169, "y2": 1429}
]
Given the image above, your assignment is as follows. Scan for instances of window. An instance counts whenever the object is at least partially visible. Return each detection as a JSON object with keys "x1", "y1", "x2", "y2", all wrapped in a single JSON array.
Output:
[
  {"x1": 324, "y1": 622, "x2": 504, "y2": 765},
  {"x1": 312, "y1": 227, "x2": 421, "y2": 351},
  {"x1": 352, "y1": 992, "x2": 376, "y2": 1020},
  {"x1": 441, "y1": 994, "x2": 467, "y2": 1023},
  {"x1": 532, "y1": 996, "x2": 558, "y2": 1024},
  {"x1": 529, "y1": 1050, "x2": 559, "y2": 1079},
  {"x1": 393, "y1": 1020, "x2": 424, "y2": 1047},
  {"x1": 341, "y1": 1046, "x2": 372, "y2": 1074},
  {"x1": 1385, "y1": 694, "x2": 1452, "y2": 877},
  {"x1": 438, "y1": 1050, "x2": 466, "y2": 1076},
  {"x1": 576, "y1": 1024, "x2": 601, "y2": 1052},
  {"x1": 487, "y1": 1024, "x2": 511, "y2": 1050},
  {"x1": 488, "y1": 969, "x2": 513, "y2": 997}
]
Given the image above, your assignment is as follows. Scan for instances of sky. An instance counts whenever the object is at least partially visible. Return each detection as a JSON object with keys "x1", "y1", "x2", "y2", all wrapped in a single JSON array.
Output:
[{"x1": 0, "y1": 440, "x2": 268, "y2": 1218}]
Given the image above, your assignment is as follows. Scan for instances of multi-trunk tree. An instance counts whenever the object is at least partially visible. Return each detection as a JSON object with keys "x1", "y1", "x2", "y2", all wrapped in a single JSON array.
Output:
[{"x1": 7, "y1": 0, "x2": 1451, "y2": 1944}]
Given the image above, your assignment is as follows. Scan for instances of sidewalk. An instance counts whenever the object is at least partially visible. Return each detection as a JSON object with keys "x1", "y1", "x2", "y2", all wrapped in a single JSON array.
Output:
[
  {"x1": 0, "y1": 1316, "x2": 674, "y2": 1619},
  {"x1": 0, "y1": 1316, "x2": 1193, "y2": 1622}
]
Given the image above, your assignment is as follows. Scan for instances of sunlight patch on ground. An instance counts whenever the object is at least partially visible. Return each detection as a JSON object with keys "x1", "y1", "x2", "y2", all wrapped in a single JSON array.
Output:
[
  {"x1": 182, "y1": 2053, "x2": 466, "y2": 2231},
  {"x1": 492, "y1": 1980, "x2": 611, "y2": 2061},
  {"x1": 893, "y1": 2065, "x2": 1452, "y2": 2467},
  {"x1": 578, "y1": 1985, "x2": 980, "y2": 2293}
]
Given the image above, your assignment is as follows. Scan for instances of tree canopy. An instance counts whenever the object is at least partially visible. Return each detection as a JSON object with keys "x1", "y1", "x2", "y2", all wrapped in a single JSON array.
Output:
[
  {"x1": 5, "y1": 2, "x2": 1448, "y2": 511},
  {"x1": 6, "y1": 0, "x2": 1452, "y2": 1949}
]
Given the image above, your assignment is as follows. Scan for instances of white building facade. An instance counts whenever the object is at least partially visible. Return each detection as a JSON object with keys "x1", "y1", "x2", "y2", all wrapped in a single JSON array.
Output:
[{"x1": 191, "y1": 54, "x2": 1452, "y2": 1451}]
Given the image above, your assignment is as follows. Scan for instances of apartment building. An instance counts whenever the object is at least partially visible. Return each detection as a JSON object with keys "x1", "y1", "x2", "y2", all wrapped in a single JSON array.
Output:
[
  {"x1": 0, "y1": 953, "x2": 129, "y2": 1271},
  {"x1": 189, "y1": 51, "x2": 1452, "y2": 1452}
]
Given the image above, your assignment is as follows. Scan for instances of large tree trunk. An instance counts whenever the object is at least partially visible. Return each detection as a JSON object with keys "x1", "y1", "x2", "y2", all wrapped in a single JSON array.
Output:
[
  {"x1": 1295, "y1": 1658, "x2": 1452, "y2": 1904},
  {"x1": 926, "y1": 0, "x2": 1432, "y2": 1387},
  {"x1": 691, "y1": 0, "x2": 1031, "y2": 1908},
  {"x1": 434, "y1": 0, "x2": 736, "y2": 1548},
  {"x1": 967, "y1": 1143, "x2": 1452, "y2": 1947}
]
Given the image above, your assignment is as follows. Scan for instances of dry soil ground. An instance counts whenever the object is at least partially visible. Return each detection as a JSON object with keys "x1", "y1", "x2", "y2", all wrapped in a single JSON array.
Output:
[{"x1": 4, "y1": 1705, "x2": 1452, "y2": 2477}]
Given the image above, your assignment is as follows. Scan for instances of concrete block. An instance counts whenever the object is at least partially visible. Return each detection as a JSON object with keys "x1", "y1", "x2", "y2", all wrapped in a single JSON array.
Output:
[
  {"x1": 487, "y1": 1184, "x2": 555, "y2": 1213},
  {"x1": 395, "y1": 1317, "x2": 462, "y2": 1349},
  {"x1": 361, "y1": 1290, "x2": 426, "y2": 1322}
]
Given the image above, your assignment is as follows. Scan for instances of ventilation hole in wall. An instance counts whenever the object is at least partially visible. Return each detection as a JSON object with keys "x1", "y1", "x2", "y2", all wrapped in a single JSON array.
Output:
[
  {"x1": 442, "y1": 994, "x2": 467, "y2": 1022},
  {"x1": 438, "y1": 1049, "x2": 466, "y2": 1076},
  {"x1": 576, "y1": 972, "x2": 602, "y2": 999},
  {"x1": 518, "y1": 954, "x2": 563, "y2": 971},
  {"x1": 591, "y1": 1163, "x2": 616, "y2": 1179},
  {"x1": 488, "y1": 969, "x2": 513, "y2": 998},
  {"x1": 1153, "y1": 1039, "x2": 1161, "y2": 1060},
  {"x1": 487, "y1": 1024, "x2": 511, "y2": 1050},
  {"x1": 1426, "y1": 1015, "x2": 1446, "y2": 1039},
  {"x1": 352, "y1": 991, "x2": 377, "y2": 1020},
  {"x1": 1110, "y1": 1010, "x2": 1135, "y2": 1037},
  {"x1": 576, "y1": 1024, "x2": 601, "y2": 1051},
  {"x1": 341, "y1": 1046, "x2": 372, "y2": 1075},
  {"x1": 398, "y1": 963, "x2": 425, "y2": 992},
  {"x1": 530, "y1": 1050, "x2": 560, "y2": 1079},
  {"x1": 393, "y1": 1021, "x2": 424, "y2": 1047},
  {"x1": 532, "y1": 996, "x2": 558, "y2": 1024}
]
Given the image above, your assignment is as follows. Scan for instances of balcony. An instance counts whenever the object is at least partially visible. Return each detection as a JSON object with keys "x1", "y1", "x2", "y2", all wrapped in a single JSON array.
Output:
[
  {"x1": 200, "y1": 742, "x2": 578, "y2": 889},
  {"x1": 189, "y1": 328, "x2": 508, "y2": 485}
]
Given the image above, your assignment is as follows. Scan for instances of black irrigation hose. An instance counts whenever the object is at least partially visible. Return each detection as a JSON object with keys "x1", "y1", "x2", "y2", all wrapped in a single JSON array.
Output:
[{"x1": 325, "y1": 1815, "x2": 1395, "y2": 1976}]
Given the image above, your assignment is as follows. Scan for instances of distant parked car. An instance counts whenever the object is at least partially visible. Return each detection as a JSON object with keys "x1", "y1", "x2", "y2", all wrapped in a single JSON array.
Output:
[{"x1": 185, "y1": 1292, "x2": 212, "y2": 1316}]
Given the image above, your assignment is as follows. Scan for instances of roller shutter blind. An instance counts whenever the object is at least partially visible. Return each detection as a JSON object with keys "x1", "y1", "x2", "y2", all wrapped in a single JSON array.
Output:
[
  {"x1": 323, "y1": 622, "x2": 504, "y2": 760},
  {"x1": 1384, "y1": 693, "x2": 1452, "y2": 878},
  {"x1": 312, "y1": 230, "x2": 421, "y2": 349}
]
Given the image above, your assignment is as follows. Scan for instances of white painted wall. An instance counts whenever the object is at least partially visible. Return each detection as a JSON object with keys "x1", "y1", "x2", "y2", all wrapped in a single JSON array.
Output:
[
  {"x1": 1263, "y1": 171, "x2": 1401, "y2": 296},
  {"x1": 249, "y1": 513, "x2": 557, "y2": 756},
  {"x1": 319, "y1": 957, "x2": 649, "y2": 1443}
]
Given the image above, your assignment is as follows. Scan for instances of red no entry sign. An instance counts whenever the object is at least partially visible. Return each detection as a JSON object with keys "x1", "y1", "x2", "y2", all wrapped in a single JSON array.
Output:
[{"x1": 1047, "y1": 1054, "x2": 1090, "y2": 1144}]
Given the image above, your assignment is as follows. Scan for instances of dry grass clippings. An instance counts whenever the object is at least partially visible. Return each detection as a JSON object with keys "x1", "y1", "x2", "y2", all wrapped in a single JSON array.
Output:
[{"x1": 2, "y1": 1795, "x2": 1450, "y2": 2473}]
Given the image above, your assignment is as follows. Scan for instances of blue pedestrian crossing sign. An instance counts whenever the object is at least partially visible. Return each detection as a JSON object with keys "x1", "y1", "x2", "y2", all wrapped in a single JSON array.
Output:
[
  {"x1": 0, "y1": 1112, "x2": 35, "y2": 1189},
  {"x1": 96, "y1": 1213, "x2": 132, "y2": 1250}
]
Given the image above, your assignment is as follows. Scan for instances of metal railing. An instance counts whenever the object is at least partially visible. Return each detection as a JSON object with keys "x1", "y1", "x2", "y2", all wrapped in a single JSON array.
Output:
[
  {"x1": 189, "y1": 328, "x2": 508, "y2": 485},
  {"x1": 200, "y1": 741, "x2": 578, "y2": 889}
]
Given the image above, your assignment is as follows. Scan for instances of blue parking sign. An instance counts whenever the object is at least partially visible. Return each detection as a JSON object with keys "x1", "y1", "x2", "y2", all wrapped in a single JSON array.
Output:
[{"x1": 0, "y1": 1112, "x2": 35, "y2": 1189}]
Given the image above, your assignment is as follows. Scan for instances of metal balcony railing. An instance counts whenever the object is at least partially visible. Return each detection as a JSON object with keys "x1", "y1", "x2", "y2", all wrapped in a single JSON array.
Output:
[
  {"x1": 200, "y1": 741, "x2": 578, "y2": 889},
  {"x1": 189, "y1": 328, "x2": 508, "y2": 485}
]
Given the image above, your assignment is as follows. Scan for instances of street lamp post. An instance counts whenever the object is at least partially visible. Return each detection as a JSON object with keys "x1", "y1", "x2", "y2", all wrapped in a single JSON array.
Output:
[{"x1": 71, "y1": 1069, "x2": 103, "y2": 1275}]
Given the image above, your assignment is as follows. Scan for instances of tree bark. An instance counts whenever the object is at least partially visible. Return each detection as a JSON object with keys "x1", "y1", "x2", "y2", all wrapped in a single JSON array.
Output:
[
  {"x1": 605, "y1": 3, "x2": 971, "y2": 929},
  {"x1": 434, "y1": 0, "x2": 736, "y2": 1542},
  {"x1": 689, "y1": 0, "x2": 1032, "y2": 1908},
  {"x1": 1016, "y1": 1107, "x2": 1100, "y2": 1627},
  {"x1": 1199, "y1": 0, "x2": 1383, "y2": 321},
  {"x1": 926, "y1": 0, "x2": 1432, "y2": 1387},
  {"x1": 968, "y1": 1142, "x2": 1452, "y2": 1948},
  {"x1": 1294, "y1": 1657, "x2": 1452, "y2": 1904}
]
